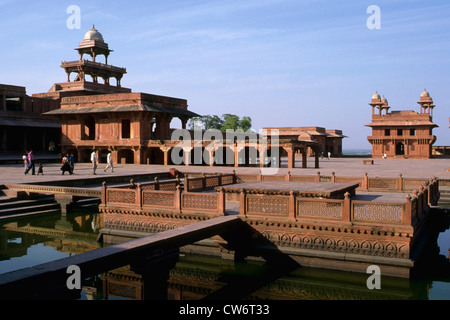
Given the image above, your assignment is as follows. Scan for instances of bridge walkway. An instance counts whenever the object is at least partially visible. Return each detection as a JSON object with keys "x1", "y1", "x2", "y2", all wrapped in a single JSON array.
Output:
[{"x1": 0, "y1": 215, "x2": 243, "y2": 299}]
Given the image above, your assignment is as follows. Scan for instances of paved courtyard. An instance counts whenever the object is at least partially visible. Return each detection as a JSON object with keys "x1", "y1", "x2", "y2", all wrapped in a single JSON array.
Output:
[{"x1": 1, "y1": 156, "x2": 448, "y2": 186}]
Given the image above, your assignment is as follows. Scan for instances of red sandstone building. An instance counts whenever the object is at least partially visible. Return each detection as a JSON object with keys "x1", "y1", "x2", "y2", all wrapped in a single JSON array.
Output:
[
  {"x1": 41, "y1": 26, "x2": 198, "y2": 165},
  {"x1": 0, "y1": 84, "x2": 60, "y2": 155},
  {"x1": 366, "y1": 90, "x2": 438, "y2": 159},
  {"x1": 41, "y1": 26, "x2": 320, "y2": 169},
  {"x1": 263, "y1": 127, "x2": 345, "y2": 157}
]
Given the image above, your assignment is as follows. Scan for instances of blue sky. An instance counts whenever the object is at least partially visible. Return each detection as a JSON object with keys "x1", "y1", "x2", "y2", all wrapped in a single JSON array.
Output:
[{"x1": 1, "y1": 0, "x2": 449, "y2": 150}]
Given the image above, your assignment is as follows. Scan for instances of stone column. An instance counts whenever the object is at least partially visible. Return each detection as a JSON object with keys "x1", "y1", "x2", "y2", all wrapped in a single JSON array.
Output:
[
  {"x1": 314, "y1": 150, "x2": 319, "y2": 169},
  {"x1": 160, "y1": 146, "x2": 172, "y2": 166},
  {"x1": 183, "y1": 147, "x2": 192, "y2": 166},
  {"x1": 284, "y1": 147, "x2": 295, "y2": 169},
  {"x1": 302, "y1": 149, "x2": 307, "y2": 169}
]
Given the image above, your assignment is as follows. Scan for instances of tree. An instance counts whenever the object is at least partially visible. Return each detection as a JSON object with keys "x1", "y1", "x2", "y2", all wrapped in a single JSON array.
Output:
[
  {"x1": 239, "y1": 116, "x2": 252, "y2": 132},
  {"x1": 187, "y1": 114, "x2": 252, "y2": 132},
  {"x1": 221, "y1": 114, "x2": 240, "y2": 132}
]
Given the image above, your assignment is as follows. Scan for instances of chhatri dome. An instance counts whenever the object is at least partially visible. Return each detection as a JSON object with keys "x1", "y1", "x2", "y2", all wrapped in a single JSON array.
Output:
[
  {"x1": 84, "y1": 25, "x2": 104, "y2": 42},
  {"x1": 372, "y1": 91, "x2": 381, "y2": 100},
  {"x1": 420, "y1": 89, "x2": 431, "y2": 98}
]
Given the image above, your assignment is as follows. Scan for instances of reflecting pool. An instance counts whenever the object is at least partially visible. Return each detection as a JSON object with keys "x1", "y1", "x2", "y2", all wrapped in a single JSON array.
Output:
[{"x1": 0, "y1": 210, "x2": 449, "y2": 300}]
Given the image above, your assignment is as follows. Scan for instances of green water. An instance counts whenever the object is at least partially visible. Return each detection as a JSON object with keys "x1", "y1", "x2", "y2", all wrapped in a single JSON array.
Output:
[{"x1": 0, "y1": 210, "x2": 449, "y2": 300}]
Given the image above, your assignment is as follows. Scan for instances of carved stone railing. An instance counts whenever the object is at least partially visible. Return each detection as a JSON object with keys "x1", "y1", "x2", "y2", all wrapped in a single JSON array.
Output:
[
  {"x1": 185, "y1": 173, "x2": 236, "y2": 192},
  {"x1": 234, "y1": 171, "x2": 437, "y2": 194},
  {"x1": 238, "y1": 177, "x2": 440, "y2": 228},
  {"x1": 100, "y1": 183, "x2": 225, "y2": 216}
]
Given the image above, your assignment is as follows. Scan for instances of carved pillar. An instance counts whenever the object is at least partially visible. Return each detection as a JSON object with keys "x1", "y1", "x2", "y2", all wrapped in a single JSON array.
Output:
[
  {"x1": 54, "y1": 194, "x2": 74, "y2": 216},
  {"x1": 404, "y1": 195, "x2": 412, "y2": 226},
  {"x1": 314, "y1": 149, "x2": 319, "y2": 169},
  {"x1": 183, "y1": 147, "x2": 192, "y2": 166},
  {"x1": 302, "y1": 148, "x2": 307, "y2": 169},
  {"x1": 239, "y1": 189, "x2": 246, "y2": 216},
  {"x1": 284, "y1": 147, "x2": 295, "y2": 169},
  {"x1": 160, "y1": 146, "x2": 172, "y2": 166},
  {"x1": 217, "y1": 187, "x2": 225, "y2": 215},
  {"x1": 234, "y1": 144, "x2": 240, "y2": 168},
  {"x1": 343, "y1": 192, "x2": 351, "y2": 222}
]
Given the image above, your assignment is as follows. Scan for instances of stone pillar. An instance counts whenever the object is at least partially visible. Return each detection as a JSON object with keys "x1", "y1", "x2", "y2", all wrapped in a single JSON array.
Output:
[
  {"x1": 285, "y1": 147, "x2": 295, "y2": 169},
  {"x1": 217, "y1": 187, "x2": 225, "y2": 215},
  {"x1": 302, "y1": 149, "x2": 307, "y2": 169},
  {"x1": 208, "y1": 149, "x2": 215, "y2": 167},
  {"x1": 183, "y1": 147, "x2": 192, "y2": 166},
  {"x1": 160, "y1": 146, "x2": 172, "y2": 166},
  {"x1": 343, "y1": 192, "x2": 351, "y2": 222},
  {"x1": 314, "y1": 150, "x2": 319, "y2": 169},
  {"x1": 54, "y1": 194, "x2": 74, "y2": 216},
  {"x1": 133, "y1": 147, "x2": 142, "y2": 165},
  {"x1": 239, "y1": 189, "x2": 246, "y2": 216},
  {"x1": 234, "y1": 144, "x2": 240, "y2": 168},
  {"x1": 404, "y1": 195, "x2": 412, "y2": 226}
]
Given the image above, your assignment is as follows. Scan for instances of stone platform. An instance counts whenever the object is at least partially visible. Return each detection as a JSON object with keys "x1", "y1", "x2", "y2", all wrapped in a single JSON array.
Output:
[{"x1": 219, "y1": 181, "x2": 359, "y2": 199}]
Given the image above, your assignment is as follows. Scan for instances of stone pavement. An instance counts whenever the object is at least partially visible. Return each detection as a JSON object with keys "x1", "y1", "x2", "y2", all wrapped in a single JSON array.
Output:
[{"x1": 1, "y1": 156, "x2": 449, "y2": 186}]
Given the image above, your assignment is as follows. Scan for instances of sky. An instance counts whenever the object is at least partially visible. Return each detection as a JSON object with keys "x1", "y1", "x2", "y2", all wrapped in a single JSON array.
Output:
[{"x1": 0, "y1": 0, "x2": 449, "y2": 150}]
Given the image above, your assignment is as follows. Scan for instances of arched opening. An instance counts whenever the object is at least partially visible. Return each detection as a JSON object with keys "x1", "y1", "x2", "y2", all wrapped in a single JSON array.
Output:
[
  {"x1": 146, "y1": 147, "x2": 164, "y2": 165},
  {"x1": 260, "y1": 147, "x2": 280, "y2": 168},
  {"x1": 118, "y1": 149, "x2": 134, "y2": 164},
  {"x1": 396, "y1": 142, "x2": 405, "y2": 156},
  {"x1": 214, "y1": 146, "x2": 234, "y2": 167},
  {"x1": 237, "y1": 146, "x2": 259, "y2": 167},
  {"x1": 99, "y1": 149, "x2": 110, "y2": 164}
]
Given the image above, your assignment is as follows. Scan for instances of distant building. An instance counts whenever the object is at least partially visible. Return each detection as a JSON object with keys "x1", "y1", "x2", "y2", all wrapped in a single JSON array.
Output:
[
  {"x1": 0, "y1": 83, "x2": 60, "y2": 154},
  {"x1": 263, "y1": 127, "x2": 345, "y2": 157},
  {"x1": 366, "y1": 90, "x2": 438, "y2": 159}
]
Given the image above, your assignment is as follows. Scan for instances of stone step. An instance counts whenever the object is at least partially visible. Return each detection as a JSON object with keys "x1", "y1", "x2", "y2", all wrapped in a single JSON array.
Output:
[
  {"x1": 0, "y1": 208, "x2": 61, "y2": 221},
  {"x1": 0, "y1": 201, "x2": 60, "y2": 216},
  {"x1": 0, "y1": 197, "x2": 56, "y2": 210}
]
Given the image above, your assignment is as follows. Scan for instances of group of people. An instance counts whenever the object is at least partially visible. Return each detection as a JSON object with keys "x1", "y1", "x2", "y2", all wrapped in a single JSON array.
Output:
[
  {"x1": 23, "y1": 149, "x2": 114, "y2": 176},
  {"x1": 91, "y1": 149, "x2": 114, "y2": 175},
  {"x1": 23, "y1": 150, "x2": 42, "y2": 175},
  {"x1": 61, "y1": 154, "x2": 75, "y2": 175}
]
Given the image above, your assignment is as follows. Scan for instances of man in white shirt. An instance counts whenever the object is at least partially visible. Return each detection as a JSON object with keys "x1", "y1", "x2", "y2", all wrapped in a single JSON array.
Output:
[
  {"x1": 91, "y1": 149, "x2": 98, "y2": 175},
  {"x1": 104, "y1": 151, "x2": 114, "y2": 173}
]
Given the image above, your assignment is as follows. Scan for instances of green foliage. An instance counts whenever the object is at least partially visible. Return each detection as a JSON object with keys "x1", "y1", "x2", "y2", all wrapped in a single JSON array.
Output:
[{"x1": 188, "y1": 114, "x2": 252, "y2": 132}]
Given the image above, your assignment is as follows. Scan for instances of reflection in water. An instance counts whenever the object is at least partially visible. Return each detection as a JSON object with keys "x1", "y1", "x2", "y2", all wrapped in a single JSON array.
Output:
[
  {"x1": 79, "y1": 252, "x2": 442, "y2": 301},
  {"x1": 0, "y1": 210, "x2": 103, "y2": 274},
  {"x1": 0, "y1": 210, "x2": 449, "y2": 300}
]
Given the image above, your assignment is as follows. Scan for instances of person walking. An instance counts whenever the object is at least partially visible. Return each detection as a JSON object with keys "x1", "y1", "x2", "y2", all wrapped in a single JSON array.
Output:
[
  {"x1": 91, "y1": 149, "x2": 98, "y2": 175},
  {"x1": 104, "y1": 151, "x2": 114, "y2": 173},
  {"x1": 22, "y1": 153, "x2": 28, "y2": 172},
  {"x1": 69, "y1": 154, "x2": 75, "y2": 173},
  {"x1": 61, "y1": 155, "x2": 72, "y2": 175},
  {"x1": 24, "y1": 150, "x2": 35, "y2": 175}
]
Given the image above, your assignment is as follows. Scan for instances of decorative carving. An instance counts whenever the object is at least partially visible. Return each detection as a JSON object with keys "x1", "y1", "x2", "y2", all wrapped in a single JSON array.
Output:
[
  {"x1": 250, "y1": 226, "x2": 410, "y2": 259},
  {"x1": 107, "y1": 189, "x2": 135, "y2": 204},
  {"x1": 353, "y1": 203, "x2": 403, "y2": 223},
  {"x1": 368, "y1": 178, "x2": 396, "y2": 190},
  {"x1": 183, "y1": 194, "x2": 217, "y2": 210},
  {"x1": 297, "y1": 200, "x2": 342, "y2": 219},
  {"x1": 247, "y1": 196, "x2": 288, "y2": 215},
  {"x1": 142, "y1": 191, "x2": 175, "y2": 207}
]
